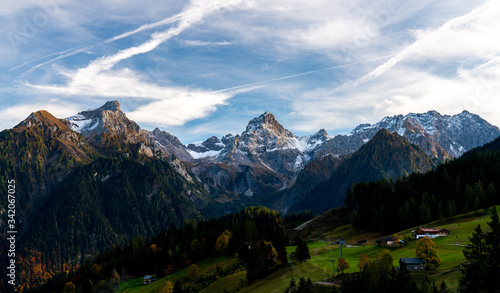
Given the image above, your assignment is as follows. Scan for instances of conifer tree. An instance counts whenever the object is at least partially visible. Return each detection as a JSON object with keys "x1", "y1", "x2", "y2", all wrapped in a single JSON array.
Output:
[{"x1": 460, "y1": 207, "x2": 500, "y2": 292}]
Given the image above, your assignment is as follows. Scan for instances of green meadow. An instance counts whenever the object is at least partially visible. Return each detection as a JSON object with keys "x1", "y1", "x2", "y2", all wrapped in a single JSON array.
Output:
[{"x1": 119, "y1": 206, "x2": 499, "y2": 292}]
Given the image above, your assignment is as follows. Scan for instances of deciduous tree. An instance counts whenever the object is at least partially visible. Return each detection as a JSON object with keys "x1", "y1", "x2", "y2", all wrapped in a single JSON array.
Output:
[
  {"x1": 337, "y1": 258, "x2": 350, "y2": 274},
  {"x1": 415, "y1": 237, "x2": 441, "y2": 270},
  {"x1": 357, "y1": 252, "x2": 370, "y2": 271}
]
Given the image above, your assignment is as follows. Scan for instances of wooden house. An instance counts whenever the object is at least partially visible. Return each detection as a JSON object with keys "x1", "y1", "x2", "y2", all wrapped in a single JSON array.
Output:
[
  {"x1": 399, "y1": 258, "x2": 425, "y2": 271},
  {"x1": 413, "y1": 228, "x2": 450, "y2": 239},
  {"x1": 143, "y1": 275, "x2": 156, "y2": 285}
]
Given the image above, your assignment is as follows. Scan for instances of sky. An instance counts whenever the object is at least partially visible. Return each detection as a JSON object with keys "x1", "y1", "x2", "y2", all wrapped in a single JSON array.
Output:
[{"x1": 1, "y1": 0, "x2": 500, "y2": 143}]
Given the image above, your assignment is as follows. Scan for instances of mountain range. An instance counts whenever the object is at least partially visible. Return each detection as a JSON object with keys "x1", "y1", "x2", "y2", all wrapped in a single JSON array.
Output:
[{"x1": 1, "y1": 100, "x2": 499, "y2": 267}]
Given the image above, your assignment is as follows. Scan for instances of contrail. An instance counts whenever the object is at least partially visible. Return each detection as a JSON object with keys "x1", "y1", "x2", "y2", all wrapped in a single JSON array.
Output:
[
  {"x1": 23, "y1": 46, "x2": 93, "y2": 74},
  {"x1": 9, "y1": 45, "x2": 88, "y2": 72},
  {"x1": 334, "y1": 1, "x2": 495, "y2": 92},
  {"x1": 106, "y1": 13, "x2": 185, "y2": 43},
  {"x1": 211, "y1": 53, "x2": 399, "y2": 94}
]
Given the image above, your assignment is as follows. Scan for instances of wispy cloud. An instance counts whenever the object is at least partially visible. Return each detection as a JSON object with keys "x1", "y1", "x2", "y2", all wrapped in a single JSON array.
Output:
[
  {"x1": 25, "y1": 0, "x2": 248, "y2": 126},
  {"x1": 335, "y1": 1, "x2": 500, "y2": 92}
]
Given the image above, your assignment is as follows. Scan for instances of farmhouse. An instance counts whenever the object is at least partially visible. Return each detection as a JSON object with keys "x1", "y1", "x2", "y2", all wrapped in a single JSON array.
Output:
[
  {"x1": 143, "y1": 275, "x2": 156, "y2": 285},
  {"x1": 399, "y1": 258, "x2": 425, "y2": 271},
  {"x1": 413, "y1": 228, "x2": 450, "y2": 239}
]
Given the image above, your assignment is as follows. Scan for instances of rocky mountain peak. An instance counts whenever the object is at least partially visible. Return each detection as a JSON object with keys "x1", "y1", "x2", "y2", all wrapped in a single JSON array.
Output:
[
  {"x1": 243, "y1": 112, "x2": 294, "y2": 138},
  {"x1": 66, "y1": 100, "x2": 135, "y2": 137},
  {"x1": 99, "y1": 100, "x2": 121, "y2": 112},
  {"x1": 21, "y1": 110, "x2": 72, "y2": 133}
]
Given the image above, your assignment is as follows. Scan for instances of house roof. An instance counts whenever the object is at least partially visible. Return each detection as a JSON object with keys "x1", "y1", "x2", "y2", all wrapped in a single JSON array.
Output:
[
  {"x1": 144, "y1": 275, "x2": 155, "y2": 279},
  {"x1": 416, "y1": 228, "x2": 447, "y2": 232},
  {"x1": 400, "y1": 258, "x2": 425, "y2": 265}
]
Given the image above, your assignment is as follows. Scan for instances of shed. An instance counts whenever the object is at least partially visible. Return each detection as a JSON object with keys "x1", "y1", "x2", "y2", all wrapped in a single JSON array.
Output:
[
  {"x1": 143, "y1": 275, "x2": 156, "y2": 285},
  {"x1": 399, "y1": 258, "x2": 425, "y2": 271}
]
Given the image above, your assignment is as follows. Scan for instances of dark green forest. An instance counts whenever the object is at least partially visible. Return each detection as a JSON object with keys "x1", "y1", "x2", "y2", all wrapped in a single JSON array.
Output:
[
  {"x1": 346, "y1": 145, "x2": 500, "y2": 234},
  {"x1": 25, "y1": 206, "x2": 289, "y2": 293},
  {"x1": 296, "y1": 129, "x2": 437, "y2": 214}
]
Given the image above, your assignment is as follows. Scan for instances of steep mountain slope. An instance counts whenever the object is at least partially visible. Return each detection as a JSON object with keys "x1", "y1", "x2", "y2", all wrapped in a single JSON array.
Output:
[
  {"x1": 315, "y1": 110, "x2": 500, "y2": 161},
  {"x1": 288, "y1": 129, "x2": 437, "y2": 214},
  {"x1": 0, "y1": 110, "x2": 98, "y2": 227},
  {"x1": 269, "y1": 154, "x2": 343, "y2": 214},
  {"x1": 345, "y1": 134, "x2": 500, "y2": 234},
  {"x1": 0, "y1": 103, "x2": 223, "y2": 280},
  {"x1": 66, "y1": 100, "x2": 192, "y2": 160},
  {"x1": 186, "y1": 110, "x2": 499, "y2": 203},
  {"x1": 21, "y1": 157, "x2": 218, "y2": 261},
  {"x1": 186, "y1": 112, "x2": 331, "y2": 201}
]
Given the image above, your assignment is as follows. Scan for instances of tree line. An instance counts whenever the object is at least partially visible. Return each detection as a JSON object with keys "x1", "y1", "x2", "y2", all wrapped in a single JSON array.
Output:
[
  {"x1": 25, "y1": 206, "x2": 290, "y2": 293},
  {"x1": 346, "y1": 149, "x2": 500, "y2": 234}
]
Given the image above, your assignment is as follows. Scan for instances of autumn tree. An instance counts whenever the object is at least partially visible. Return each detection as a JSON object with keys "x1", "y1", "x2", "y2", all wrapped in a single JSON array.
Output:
[
  {"x1": 111, "y1": 268, "x2": 120, "y2": 285},
  {"x1": 159, "y1": 280, "x2": 174, "y2": 293},
  {"x1": 187, "y1": 264, "x2": 200, "y2": 281},
  {"x1": 337, "y1": 258, "x2": 350, "y2": 274},
  {"x1": 357, "y1": 252, "x2": 370, "y2": 271},
  {"x1": 371, "y1": 249, "x2": 394, "y2": 277},
  {"x1": 415, "y1": 237, "x2": 441, "y2": 270},
  {"x1": 244, "y1": 239, "x2": 280, "y2": 281},
  {"x1": 214, "y1": 230, "x2": 232, "y2": 253},
  {"x1": 63, "y1": 282, "x2": 76, "y2": 293}
]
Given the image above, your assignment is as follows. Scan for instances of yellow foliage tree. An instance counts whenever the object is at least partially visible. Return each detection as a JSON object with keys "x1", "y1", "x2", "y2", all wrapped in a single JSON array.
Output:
[
  {"x1": 159, "y1": 281, "x2": 174, "y2": 293},
  {"x1": 357, "y1": 252, "x2": 370, "y2": 271},
  {"x1": 63, "y1": 282, "x2": 76, "y2": 293},
  {"x1": 415, "y1": 237, "x2": 442, "y2": 270},
  {"x1": 187, "y1": 264, "x2": 200, "y2": 281},
  {"x1": 375, "y1": 249, "x2": 393, "y2": 273},
  {"x1": 215, "y1": 230, "x2": 232, "y2": 253}
]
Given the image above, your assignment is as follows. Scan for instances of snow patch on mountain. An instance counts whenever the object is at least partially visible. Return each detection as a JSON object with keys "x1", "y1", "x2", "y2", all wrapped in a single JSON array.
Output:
[
  {"x1": 186, "y1": 149, "x2": 222, "y2": 159},
  {"x1": 67, "y1": 114, "x2": 98, "y2": 133}
]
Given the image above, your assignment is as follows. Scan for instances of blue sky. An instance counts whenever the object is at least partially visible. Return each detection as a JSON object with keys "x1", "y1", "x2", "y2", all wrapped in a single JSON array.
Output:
[{"x1": 1, "y1": 0, "x2": 500, "y2": 143}]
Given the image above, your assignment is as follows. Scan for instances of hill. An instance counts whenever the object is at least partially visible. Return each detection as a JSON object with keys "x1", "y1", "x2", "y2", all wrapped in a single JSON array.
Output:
[
  {"x1": 346, "y1": 134, "x2": 500, "y2": 234},
  {"x1": 289, "y1": 129, "x2": 437, "y2": 214}
]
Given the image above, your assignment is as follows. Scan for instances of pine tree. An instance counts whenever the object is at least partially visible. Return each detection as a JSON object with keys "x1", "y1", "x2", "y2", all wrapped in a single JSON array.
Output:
[
  {"x1": 460, "y1": 207, "x2": 500, "y2": 292},
  {"x1": 294, "y1": 236, "x2": 310, "y2": 262}
]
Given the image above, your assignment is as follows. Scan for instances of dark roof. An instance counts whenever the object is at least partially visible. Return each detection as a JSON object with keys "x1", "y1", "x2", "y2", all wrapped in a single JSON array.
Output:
[
  {"x1": 400, "y1": 258, "x2": 424, "y2": 265},
  {"x1": 415, "y1": 228, "x2": 449, "y2": 233}
]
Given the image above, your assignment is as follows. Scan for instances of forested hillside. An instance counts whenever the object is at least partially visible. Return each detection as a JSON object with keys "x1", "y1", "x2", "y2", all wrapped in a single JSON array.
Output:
[
  {"x1": 294, "y1": 129, "x2": 437, "y2": 213},
  {"x1": 24, "y1": 206, "x2": 289, "y2": 293},
  {"x1": 347, "y1": 139, "x2": 500, "y2": 234}
]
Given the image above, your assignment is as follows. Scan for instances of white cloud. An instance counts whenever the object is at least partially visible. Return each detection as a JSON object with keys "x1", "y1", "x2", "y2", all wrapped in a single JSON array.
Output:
[
  {"x1": 127, "y1": 90, "x2": 230, "y2": 127},
  {"x1": 336, "y1": 1, "x2": 500, "y2": 91},
  {"x1": 23, "y1": 0, "x2": 249, "y2": 127},
  {"x1": 0, "y1": 101, "x2": 81, "y2": 131}
]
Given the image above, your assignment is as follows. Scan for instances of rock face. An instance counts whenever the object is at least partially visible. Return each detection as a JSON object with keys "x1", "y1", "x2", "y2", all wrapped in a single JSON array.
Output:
[
  {"x1": 314, "y1": 110, "x2": 500, "y2": 161},
  {"x1": 186, "y1": 112, "x2": 333, "y2": 200},
  {"x1": 66, "y1": 100, "x2": 192, "y2": 160},
  {"x1": 186, "y1": 110, "x2": 500, "y2": 201},
  {"x1": 286, "y1": 129, "x2": 438, "y2": 214}
]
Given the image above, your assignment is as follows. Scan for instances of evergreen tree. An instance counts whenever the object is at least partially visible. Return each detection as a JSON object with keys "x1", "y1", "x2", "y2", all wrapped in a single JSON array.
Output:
[
  {"x1": 297, "y1": 277, "x2": 313, "y2": 293},
  {"x1": 460, "y1": 207, "x2": 500, "y2": 292},
  {"x1": 294, "y1": 236, "x2": 310, "y2": 262}
]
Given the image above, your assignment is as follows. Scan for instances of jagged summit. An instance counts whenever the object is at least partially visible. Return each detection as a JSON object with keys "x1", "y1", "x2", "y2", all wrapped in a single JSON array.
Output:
[
  {"x1": 65, "y1": 100, "x2": 133, "y2": 137},
  {"x1": 99, "y1": 100, "x2": 121, "y2": 112},
  {"x1": 20, "y1": 110, "x2": 72, "y2": 133},
  {"x1": 243, "y1": 111, "x2": 294, "y2": 138}
]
